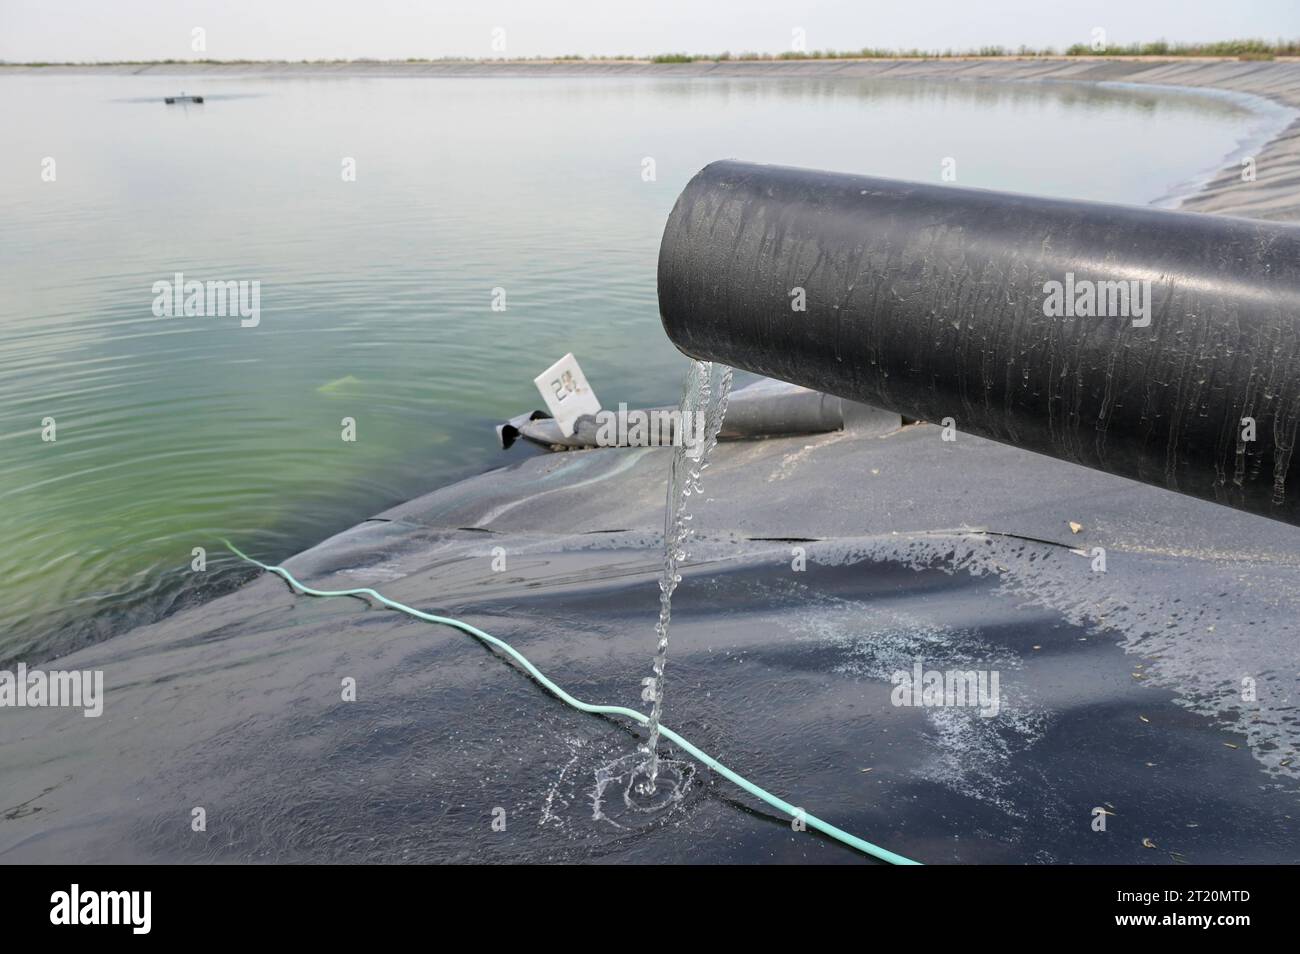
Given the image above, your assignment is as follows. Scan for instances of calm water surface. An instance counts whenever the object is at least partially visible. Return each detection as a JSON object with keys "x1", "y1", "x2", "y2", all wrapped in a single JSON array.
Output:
[{"x1": 0, "y1": 73, "x2": 1278, "y2": 662}]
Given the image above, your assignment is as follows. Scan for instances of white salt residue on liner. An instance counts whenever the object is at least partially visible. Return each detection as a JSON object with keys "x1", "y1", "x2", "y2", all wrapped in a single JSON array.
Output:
[
  {"x1": 785, "y1": 587, "x2": 1046, "y2": 819},
  {"x1": 812, "y1": 533, "x2": 1300, "y2": 785}
]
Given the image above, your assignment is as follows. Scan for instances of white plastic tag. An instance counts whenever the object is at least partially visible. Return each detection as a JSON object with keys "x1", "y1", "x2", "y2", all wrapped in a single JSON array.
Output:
[{"x1": 533, "y1": 353, "x2": 601, "y2": 437}]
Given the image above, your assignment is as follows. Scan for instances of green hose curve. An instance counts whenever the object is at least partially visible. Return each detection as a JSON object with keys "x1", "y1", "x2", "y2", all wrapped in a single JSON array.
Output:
[{"x1": 223, "y1": 539, "x2": 920, "y2": 866}]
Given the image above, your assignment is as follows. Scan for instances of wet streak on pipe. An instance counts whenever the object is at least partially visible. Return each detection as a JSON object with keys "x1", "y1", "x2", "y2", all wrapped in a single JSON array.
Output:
[{"x1": 657, "y1": 160, "x2": 1300, "y2": 526}]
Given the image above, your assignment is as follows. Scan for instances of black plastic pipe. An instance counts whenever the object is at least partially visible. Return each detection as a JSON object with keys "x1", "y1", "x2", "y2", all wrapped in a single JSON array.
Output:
[{"x1": 658, "y1": 160, "x2": 1300, "y2": 526}]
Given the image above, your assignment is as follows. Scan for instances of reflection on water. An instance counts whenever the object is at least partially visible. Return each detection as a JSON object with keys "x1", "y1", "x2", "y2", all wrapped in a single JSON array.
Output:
[{"x1": 0, "y1": 73, "x2": 1273, "y2": 663}]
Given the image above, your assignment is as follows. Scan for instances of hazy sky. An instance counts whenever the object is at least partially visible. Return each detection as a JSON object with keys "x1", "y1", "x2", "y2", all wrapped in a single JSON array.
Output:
[{"x1": 3, "y1": 0, "x2": 1298, "y2": 62}]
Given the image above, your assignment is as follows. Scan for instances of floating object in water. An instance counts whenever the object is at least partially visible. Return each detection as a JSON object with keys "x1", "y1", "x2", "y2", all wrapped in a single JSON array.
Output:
[
  {"x1": 496, "y1": 376, "x2": 897, "y2": 450},
  {"x1": 532, "y1": 353, "x2": 600, "y2": 437},
  {"x1": 658, "y1": 160, "x2": 1300, "y2": 527},
  {"x1": 164, "y1": 93, "x2": 204, "y2": 104}
]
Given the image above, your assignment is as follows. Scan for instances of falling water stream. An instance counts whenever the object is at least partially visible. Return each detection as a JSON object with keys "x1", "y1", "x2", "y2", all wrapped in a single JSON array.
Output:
[
  {"x1": 593, "y1": 359, "x2": 733, "y2": 823},
  {"x1": 641, "y1": 360, "x2": 734, "y2": 779}
]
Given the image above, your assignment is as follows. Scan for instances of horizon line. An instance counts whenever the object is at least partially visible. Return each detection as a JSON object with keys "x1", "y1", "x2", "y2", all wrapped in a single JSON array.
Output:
[{"x1": 5, "y1": 36, "x2": 1300, "y2": 68}]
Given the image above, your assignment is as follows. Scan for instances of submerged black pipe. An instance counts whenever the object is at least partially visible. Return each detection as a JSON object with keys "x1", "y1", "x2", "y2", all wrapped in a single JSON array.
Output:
[{"x1": 658, "y1": 160, "x2": 1300, "y2": 526}]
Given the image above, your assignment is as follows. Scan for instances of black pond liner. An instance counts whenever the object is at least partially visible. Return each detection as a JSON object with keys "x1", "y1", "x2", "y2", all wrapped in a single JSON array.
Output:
[{"x1": 4, "y1": 538, "x2": 1295, "y2": 864}]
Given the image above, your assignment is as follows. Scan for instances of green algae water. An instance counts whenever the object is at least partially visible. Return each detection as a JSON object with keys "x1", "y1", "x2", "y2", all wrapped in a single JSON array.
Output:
[{"x1": 0, "y1": 72, "x2": 1283, "y2": 663}]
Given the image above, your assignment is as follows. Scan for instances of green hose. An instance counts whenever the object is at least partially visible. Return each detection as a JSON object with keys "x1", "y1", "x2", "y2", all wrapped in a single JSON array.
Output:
[{"x1": 223, "y1": 540, "x2": 920, "y2": 865}]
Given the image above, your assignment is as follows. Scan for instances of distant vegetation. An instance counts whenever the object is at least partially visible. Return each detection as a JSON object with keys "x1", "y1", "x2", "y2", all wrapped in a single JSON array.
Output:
[
  {"x1": 5, "y1": 38, "x2": 1298, "y2": 67},
  {"x1": 651, "y1": 38, "x2": 1300, "y2": 63}
]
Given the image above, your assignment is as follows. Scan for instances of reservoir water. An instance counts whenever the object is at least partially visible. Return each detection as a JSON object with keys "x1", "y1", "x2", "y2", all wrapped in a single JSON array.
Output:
[{"x1": 0, "y1": 72, "x2": 1281, "y2": 663}]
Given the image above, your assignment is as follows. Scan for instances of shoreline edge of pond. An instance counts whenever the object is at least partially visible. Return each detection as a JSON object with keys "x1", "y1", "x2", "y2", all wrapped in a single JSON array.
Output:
[{"x1": 8, "y1": 56, "x2": 1300, "y2": 218}]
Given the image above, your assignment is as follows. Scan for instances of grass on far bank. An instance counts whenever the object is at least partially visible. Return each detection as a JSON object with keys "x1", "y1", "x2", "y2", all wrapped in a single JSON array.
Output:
[
  {"x1": 651, "y1": 38, "x2": 1300, "y2": 63},
  {"x1": 6, "y1": 37, "x2": 1299, "y2": 67}
]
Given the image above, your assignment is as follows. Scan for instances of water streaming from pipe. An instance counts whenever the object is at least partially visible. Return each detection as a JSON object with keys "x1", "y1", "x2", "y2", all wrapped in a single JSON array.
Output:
[
  {"x1": 590, "y1": 359, "x2": 733, "y2": 819},
  {"x1": 635, "y1": 358, "x2": 734, "y2": 794}
]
